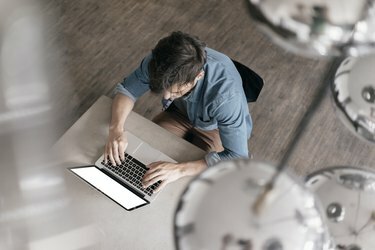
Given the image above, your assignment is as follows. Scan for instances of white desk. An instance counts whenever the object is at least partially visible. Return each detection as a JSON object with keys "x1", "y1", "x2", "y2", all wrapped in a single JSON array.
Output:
[{"x1": 53, "y1": 95, "x2": 205, "y2": 249}]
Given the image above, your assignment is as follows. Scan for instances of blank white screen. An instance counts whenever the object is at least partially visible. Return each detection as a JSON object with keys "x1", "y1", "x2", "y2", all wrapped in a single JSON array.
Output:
[{"x1": 71, "y1": 166, "x2": 147, "y2": 210}]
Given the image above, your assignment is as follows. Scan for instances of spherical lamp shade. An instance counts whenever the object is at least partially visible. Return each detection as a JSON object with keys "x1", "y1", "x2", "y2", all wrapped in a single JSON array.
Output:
[
  {"x1": 247, "y1": 0, "x2": 375, "y2": 57},
  {"x1": 306, "y1": 166, "x2": 375, "y2": 250},
  {"x1": 174, "y1": 160, "x2": 332, "y2": 250},
  {"x1": 332, "y1": 56, "x2": 375, "y2": 143}
]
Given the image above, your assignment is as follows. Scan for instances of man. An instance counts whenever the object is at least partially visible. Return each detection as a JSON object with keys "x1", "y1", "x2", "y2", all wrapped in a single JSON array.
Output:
[{"x1": 104, "y1": 31, "x2": 252, "y2": 192}]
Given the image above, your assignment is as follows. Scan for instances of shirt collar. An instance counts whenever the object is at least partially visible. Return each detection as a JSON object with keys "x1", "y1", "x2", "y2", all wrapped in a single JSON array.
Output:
[{"x1": 182, "y1": 63, "x2": 207, "y2": 103}]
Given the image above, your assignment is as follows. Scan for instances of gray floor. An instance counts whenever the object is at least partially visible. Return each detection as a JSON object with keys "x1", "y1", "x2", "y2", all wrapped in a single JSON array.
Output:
[{"x1": 46, "y1": 0, "x2": 375, "y2": 175}]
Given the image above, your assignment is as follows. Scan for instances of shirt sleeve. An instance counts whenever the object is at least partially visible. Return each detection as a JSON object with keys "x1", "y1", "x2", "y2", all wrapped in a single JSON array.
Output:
[
  {"x1": 114, "y1": 54, "x2": 152, "y2": 101},
  {"x1": 204, "y1": 93, "x2": 252, "y2": 167}
]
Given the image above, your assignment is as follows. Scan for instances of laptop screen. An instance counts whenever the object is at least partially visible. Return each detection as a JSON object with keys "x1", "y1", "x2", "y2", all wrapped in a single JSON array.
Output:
[{"x1": 70, "y1": 166, "x2": 148, "y2": 210}]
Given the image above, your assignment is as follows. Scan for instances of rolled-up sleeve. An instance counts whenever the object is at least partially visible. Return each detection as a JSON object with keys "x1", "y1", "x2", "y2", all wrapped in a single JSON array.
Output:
[
  {"x1": 205, "y1": 94, "x2": 252, "y2": 167},
  {"x1": 115, "y1": 54, "x2": 152, "y2": 101}
]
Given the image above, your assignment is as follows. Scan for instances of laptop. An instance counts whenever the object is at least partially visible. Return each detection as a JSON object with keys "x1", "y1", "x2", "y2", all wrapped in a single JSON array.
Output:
[{"x1": 69, "y1": 131, "x2": 176, "y2": 211}]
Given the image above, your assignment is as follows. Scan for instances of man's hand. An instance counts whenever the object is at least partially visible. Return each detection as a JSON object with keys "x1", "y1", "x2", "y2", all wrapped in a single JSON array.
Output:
[
  {"x1": 104, "y1": 129, "x2": 128, "y2": 166},
  {"x1": 142, "y1": 161, "x2": 184, "y2": 193},
  {"x1": 142, "y1": 159, "x2": 207, "y2": 193}
]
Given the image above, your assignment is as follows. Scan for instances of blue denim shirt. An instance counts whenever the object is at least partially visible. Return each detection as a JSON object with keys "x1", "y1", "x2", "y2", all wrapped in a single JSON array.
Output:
[{"x1": 115, "y1": 48, "x2": 252, "y2": 166}]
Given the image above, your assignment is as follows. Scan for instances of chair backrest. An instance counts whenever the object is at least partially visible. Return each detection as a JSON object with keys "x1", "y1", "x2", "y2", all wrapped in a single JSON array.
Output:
[{"x1": 231, "y1": 59, "x2": 264, "y2": 103}]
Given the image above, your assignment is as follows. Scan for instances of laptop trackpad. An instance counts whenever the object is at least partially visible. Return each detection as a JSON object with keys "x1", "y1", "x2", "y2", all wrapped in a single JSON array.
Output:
[{"x1": 131, "y1": 142, "x2": 162, "y2": 165}]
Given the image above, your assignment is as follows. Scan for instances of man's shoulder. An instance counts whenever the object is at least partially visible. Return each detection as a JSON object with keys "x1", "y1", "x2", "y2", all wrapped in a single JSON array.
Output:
[
  {"x1": 205, "y1": 48, "x2": 238, "y2": 77},
  {"x1": 202, "y1": 49, "x2": 245, "y2": 105},
  {"x1": 204, "y1": 48, "x2": 241, "y2": 90},
  {"x1": 205, "y1": 47, "x2": 231, "y2": 63}
]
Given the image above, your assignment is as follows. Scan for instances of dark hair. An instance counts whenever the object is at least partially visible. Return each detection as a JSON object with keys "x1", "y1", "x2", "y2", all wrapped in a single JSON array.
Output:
[{"x1": 148, "y1": 31, "x2": 206, "y2": 93}]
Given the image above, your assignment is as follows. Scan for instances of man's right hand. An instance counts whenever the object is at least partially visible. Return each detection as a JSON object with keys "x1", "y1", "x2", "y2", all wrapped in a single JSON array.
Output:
[{"x1": 104, "y1": 129, "x2": 128, "y2": 166}]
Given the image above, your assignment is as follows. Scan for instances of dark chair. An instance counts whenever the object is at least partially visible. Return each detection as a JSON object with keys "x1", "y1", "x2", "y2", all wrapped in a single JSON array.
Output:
[{"x1": 231, "y1": 59, "x2": 264, "y2": 103}]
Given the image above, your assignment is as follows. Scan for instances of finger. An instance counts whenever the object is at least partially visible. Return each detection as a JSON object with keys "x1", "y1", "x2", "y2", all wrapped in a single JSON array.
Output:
[
  {"x1": 103, "y1": 146, "x2": 108, "y2": 164},
  {"x1": 118, "y1": 142, "x2": 128, "y2": 161},
  {"x1": 154, "y1": 181, "x2": 167, "y2": 193},
  {"x1": 112, "y1": 142, "x2": 121, "y2": 165},
  {"x1": 142, "y1": 174, "x2": 161, "y2": 187},
  {"x1": 108, "y1": 146, "x2": 116, "y2": 166},
  {"x1": 124, "y1": 142, "x2": 128, "y2": 157},
  {"x1": 143, "y1": 174, "x2": 163, "y2": 188},
  {"x1": 143, "y1": 169, "x2": 162, "y2": 184}
]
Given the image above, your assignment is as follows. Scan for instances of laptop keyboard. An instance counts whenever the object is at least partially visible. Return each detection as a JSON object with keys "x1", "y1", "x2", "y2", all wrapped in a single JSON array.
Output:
[{"x1": 101, "y1": 153, "x2": 162, "y2": 196}]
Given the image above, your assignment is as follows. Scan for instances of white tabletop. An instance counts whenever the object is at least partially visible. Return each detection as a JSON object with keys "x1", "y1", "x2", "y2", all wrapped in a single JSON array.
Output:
[{"x1": 52, "y1": 95, "x2": 205, "y2": 250}]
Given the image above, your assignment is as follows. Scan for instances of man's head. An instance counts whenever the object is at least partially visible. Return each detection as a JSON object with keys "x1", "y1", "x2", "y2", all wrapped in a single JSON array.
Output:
[{"x1": 149, "y1": 31, "x2": 206, "y2": 98}]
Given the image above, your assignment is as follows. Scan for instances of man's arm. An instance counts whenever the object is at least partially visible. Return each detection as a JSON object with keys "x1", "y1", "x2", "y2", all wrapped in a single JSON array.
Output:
[
  {"x1": 104, "y1": 93, "x2": 134, "y2": 165},
  {"x1": 206, "y1": 94, "x2": 251, "y2": 166},
  {"x1": 104, "y1": 55, "x2": 152, "y2": 164}
]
